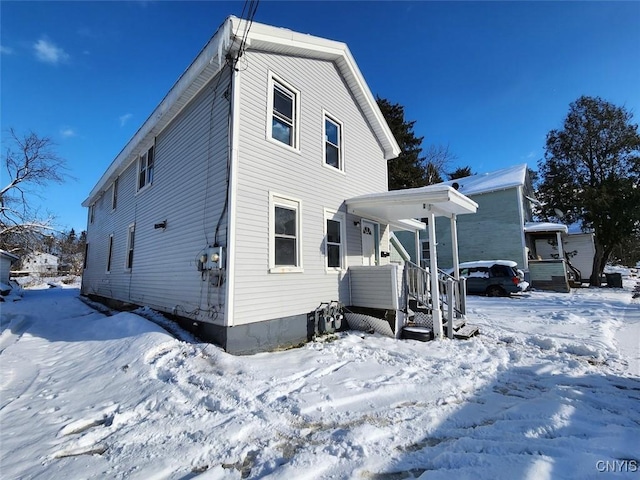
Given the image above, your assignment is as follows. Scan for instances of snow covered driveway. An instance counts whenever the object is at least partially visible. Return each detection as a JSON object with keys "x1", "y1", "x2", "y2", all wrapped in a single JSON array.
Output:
[{"x1": 1, "y1": 281, "x2": 639, "y2": 479}]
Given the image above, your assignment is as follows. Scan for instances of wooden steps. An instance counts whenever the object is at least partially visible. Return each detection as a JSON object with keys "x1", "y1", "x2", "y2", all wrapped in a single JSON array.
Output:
[{"x1": 453, "y1": 324, "x2": 480, "y2": 339}]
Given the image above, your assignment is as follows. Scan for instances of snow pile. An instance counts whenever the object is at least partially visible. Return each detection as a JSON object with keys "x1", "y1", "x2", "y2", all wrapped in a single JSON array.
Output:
[{"x1": 1, "y1": 281, "x2": 639, "y2": 479}]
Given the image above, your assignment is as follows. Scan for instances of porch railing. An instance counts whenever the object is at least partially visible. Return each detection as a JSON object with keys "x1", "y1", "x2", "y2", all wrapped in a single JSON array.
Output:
[{"x1": 404, "y1": 261, "x2": 467, "y2": 338}]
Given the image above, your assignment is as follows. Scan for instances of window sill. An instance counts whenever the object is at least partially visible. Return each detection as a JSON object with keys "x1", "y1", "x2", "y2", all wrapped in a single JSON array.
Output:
[
  {"x1": 135, "y1": 183, "x2": 153, "y2": 197},
  {"x1": 322, "y1": 162, "x2": 346, "y2": 175},
  {"x1": 269, "y1": 266, "x2": 304, "y2": 274},
  {"x1": 266, "y1": 136, "x2": 301, "y2": 155}
]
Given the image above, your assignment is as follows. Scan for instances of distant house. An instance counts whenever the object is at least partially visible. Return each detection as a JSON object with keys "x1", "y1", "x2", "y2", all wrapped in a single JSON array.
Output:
[
  {"x1": 0, "y1": 250, "x2": 19, "y2": 286},
  {"x1": 22, "y1": 252, "x2": 59, "y2": 275},
  {"x1": 395, "y1": 164, "x2": 573, "y2": 291},
  {"x1": 81, "y1": 16, "x2": 478, "y2": 353}
]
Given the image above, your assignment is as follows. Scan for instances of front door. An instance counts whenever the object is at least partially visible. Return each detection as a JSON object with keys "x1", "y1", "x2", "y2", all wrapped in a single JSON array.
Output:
[{"x1": 361, "y1": 220, "x2": 378, "y2": 266}]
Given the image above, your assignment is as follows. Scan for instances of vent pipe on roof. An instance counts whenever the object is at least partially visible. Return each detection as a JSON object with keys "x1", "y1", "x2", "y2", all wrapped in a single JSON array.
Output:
[{"x1": 452, "y1": 182, "x2": 460, "y2": 190}]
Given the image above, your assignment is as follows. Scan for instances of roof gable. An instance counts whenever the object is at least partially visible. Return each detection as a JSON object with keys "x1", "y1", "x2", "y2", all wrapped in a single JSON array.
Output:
[{"x1": 83, "y1": 16, "x2": 399, "y2": 206}]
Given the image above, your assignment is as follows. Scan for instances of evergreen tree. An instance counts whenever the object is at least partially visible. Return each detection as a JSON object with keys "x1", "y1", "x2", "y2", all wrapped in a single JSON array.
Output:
[
  {"x1": 377, "y1": 96, "x2": 427, "y2": 190},
  {"x1": 537, "y1": 96, "x2": 640, "y2": 285},
  {"x1": 447, "y1": 166, "x2": 474, "y2": 180}
]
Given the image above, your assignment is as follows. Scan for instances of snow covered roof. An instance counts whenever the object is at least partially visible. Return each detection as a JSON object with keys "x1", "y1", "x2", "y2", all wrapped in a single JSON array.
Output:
[
  {"x1": 524, "y1": 222, "x2": 568, "y2": 234},
  {"x1": 0, "y1": 249, "x2": 19, "y2": 262},
  {"x1": 83, "y1": 16, "x2": 400, "y2": 207},
  {"x1": 440, "y1": 164, "x2": 528, "y2": 197}
]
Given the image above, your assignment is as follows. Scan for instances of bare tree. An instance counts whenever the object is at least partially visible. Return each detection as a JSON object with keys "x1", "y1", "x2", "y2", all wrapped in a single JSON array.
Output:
[
  {"x1": 423, "y1": 144, "x2": 458, "y2": 185},
  {"x1": 1, "y1": 129, "x2": 68, "y2": 254}
]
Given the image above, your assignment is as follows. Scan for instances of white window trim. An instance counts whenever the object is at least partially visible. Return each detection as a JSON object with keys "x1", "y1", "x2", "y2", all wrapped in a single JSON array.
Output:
[
  {"x1": 266, "y1": 72, "x2": 301, "y2": 153},
  {"x1": 322, "y1": 110, "x2": 345, "y2": 174},
  {"x1": 111, "y1": 177, "x2": 119, "y2": 211},
  {"x1": 106, "y1": 234, "x2": 114, "y2": 274},
  {"x1": 136, "y1": 144, "x2": 155, "y2": 194},
  {"x1": 324, "y1": 209, "x2": 346, "y2": 273},
  {"x1": 125, "y1": 223, "x2": 135, "y2": 271},
  {"x1": 269, "y1": 192, "x2": 303, "y2": 274}
]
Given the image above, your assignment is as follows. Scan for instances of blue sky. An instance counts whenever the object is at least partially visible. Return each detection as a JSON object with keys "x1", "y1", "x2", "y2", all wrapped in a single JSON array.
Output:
[{"x1": 2, "y1": 1, "x2": 639, "y2": 234}]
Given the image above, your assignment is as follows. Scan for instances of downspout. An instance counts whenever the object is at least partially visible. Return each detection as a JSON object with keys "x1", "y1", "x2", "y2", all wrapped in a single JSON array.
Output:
[
  {"x1": 225, "y1": 61, "x2": 240, "y2": 328},
  {"x1": 516, "y1": 185, "x2": 529, "y2": 269}
]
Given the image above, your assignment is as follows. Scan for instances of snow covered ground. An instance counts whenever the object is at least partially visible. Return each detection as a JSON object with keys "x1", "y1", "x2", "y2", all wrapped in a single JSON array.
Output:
[{"x1": 1, "y1": 276, "x2": 639, "y2": 479}]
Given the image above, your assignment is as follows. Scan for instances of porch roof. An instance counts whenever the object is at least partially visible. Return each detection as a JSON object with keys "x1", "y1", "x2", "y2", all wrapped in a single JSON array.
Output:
[
  {"x1": 346, "y1": 184, "x2": 478, "y2": 229},
  {"x1": 524, "y1": 222, "x2": 568, "y2": 234}
]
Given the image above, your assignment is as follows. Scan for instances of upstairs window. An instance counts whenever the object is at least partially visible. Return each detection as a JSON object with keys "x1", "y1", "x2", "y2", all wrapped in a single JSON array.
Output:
[
  {"x1": 268, "y1": 74, "x2": 299, "y2": 150},
  {"x1": 111, "y1": 177, "x2": 119, "y2": 210},
  {"x1": 89, "y1": 204, "x2": 95, "y2": 224},
  {"x1": 324, "y1": 115, "x2": 343, "y2": 170},
  {"x1": 125, "y1": 224, "x2": 135, "y2": 270},
  {"x1": 138, "y1": 145, "x2": 155, "y2": 191},
  {"x1": 106, "y1": 234, "x2": 114, "y2": 273}
]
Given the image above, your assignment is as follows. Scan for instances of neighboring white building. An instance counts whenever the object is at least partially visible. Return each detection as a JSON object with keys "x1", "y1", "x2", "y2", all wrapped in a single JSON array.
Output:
[
  {"x1": 81, "y1": 16, "x2": 477, "y2": 353},
  {"x1": 22, "y1": 252, "x2": 59, "y2": 275},
  {"x1": 0, "y1": 249, "x2": 19, "y2": 286}
]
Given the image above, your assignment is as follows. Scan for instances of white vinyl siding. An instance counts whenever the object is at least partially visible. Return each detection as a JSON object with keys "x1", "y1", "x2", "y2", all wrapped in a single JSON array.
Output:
[
  {"x1": 82, "y1": 68, "x2": 231, "y2": 325},
  {"x1": 231, "y1": 50, "x2": 388, "y2": 325}
]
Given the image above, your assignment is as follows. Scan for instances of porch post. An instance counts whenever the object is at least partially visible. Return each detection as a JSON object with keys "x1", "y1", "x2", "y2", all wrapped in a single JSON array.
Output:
[
  {"x1": 556, "y1": 231, "x2": 564, "y2": 259},
  {"x1": 428, "y1": 211, "x2": 443, "y2": 339},
  {"x1": 450, "y1": 213, "x2": 462, "y2": 317},
  {"x1": 414, "y1": 229, "x2": 421, "y2": 266},
  {"x1": 450, "y1": 214, "x2": 460, "y2": 281}
]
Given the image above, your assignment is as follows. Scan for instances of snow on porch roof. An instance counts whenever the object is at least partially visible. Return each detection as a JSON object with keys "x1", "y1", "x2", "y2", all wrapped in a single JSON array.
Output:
[
  {"x1": 346, "y1": 184, "x2": 478, "y2": 230},
  {"x1": 524, "y1": 222, "x2": 568, "y2": 234}
]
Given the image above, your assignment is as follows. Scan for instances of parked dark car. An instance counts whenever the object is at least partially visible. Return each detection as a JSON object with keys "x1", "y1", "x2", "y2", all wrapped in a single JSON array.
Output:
[{"x1": 448, "y1": 260, "x2": 529, "y2": 296}]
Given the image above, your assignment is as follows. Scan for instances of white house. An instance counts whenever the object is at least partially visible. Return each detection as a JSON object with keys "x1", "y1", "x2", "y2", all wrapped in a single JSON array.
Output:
[
  {"x1": 81, "y1": 16, "x2": 477, "y2": 353},
  {"x1": 0, "y1": 249, "x2": 19, "y2": 287},
  {"x1": 21, "y1": 252, "x2": 59, "y2": 275}
]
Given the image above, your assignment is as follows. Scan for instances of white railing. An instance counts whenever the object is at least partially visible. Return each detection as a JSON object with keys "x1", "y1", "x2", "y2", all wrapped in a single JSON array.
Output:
[{"x1": 404, "y1": 261, "x2": 466, "y2": 338}]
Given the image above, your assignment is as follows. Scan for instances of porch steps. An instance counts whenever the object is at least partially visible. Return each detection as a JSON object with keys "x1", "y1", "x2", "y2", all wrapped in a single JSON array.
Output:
[{"x1": 453, "y1": 324, "x2": 480, "y2": 339}]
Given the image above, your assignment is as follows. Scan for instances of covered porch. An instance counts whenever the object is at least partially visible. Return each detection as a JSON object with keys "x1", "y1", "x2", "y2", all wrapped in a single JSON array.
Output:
[
  {"x1": 524, "y1": 222, "x2": 572, "y2": 292},
  {"x1": 345, "y1": 184, "x2": 478, "y2": 340}
]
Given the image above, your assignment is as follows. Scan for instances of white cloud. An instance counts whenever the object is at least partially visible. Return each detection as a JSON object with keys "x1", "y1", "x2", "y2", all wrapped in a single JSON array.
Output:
[
  {"x1": 119, "y1": 113, "x2": 133, "y2": 127},
  {"x1": 0, "y1": 45, "x2": 14, "y2": 55},
  {"x1": 60, "y1": 128, "x2": 77, "y2": 138},
  {"x1": 33, "y1": 37, "x2": 70, "y2": 65}
]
